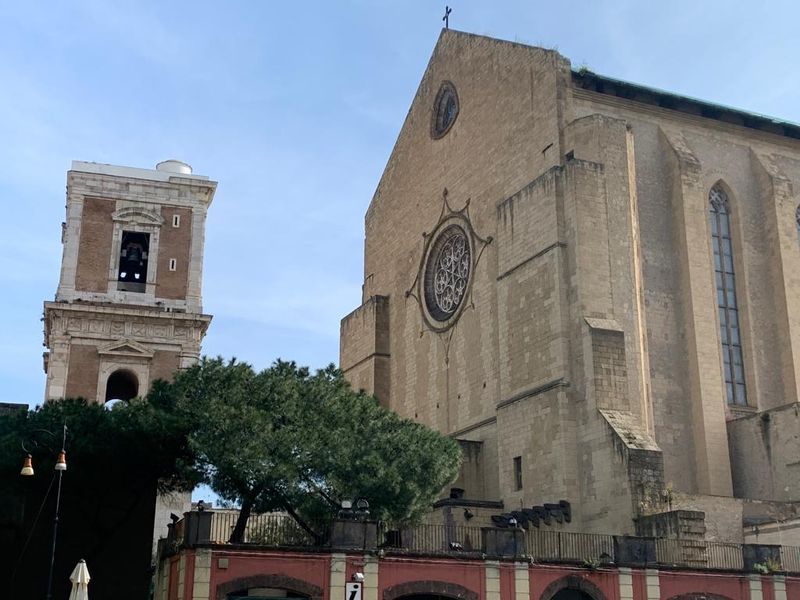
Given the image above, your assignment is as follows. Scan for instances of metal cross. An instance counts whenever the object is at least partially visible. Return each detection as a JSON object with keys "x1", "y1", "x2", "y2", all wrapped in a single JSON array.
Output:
[{"x1": 443, "y1": 5, "x2": 452, "y2": 29}]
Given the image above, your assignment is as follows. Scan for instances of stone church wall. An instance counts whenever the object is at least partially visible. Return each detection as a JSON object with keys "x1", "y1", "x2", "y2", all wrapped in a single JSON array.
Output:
[
  {"x1": 496, "y1": 170, "x2": 566, "y2": 401},
  {"x1": 340, "y1": 295, "x2": 390, "y2": 402},
  {"x1": 342, "y1": 29, "x2": 800, "y2": 536},
  {"x1": 349, "y1": 31, "x2": 574, "y2": 438},
  {"x1": 572, "y1": 85, "x2": 800, "y2": 501},
  {"x1": 450, "y1": 420, "x2": 500, "y2": 501},
  {"x1": 728, "y1": 403, "x2": 800, "y2": 502}
]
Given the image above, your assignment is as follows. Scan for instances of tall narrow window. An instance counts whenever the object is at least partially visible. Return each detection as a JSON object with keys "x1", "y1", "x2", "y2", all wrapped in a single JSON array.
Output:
[
  {"x1": 513, "y1": 456, "x2": 523, "y2": 491},
  {"x1": 709, "y1": 186, "x2": 747, "y2": 405}
]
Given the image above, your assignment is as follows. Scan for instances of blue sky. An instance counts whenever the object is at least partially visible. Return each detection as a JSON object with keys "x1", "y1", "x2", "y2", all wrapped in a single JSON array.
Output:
[{"x1": 2, "y1": 2, "x2": 799, "y2": 500}]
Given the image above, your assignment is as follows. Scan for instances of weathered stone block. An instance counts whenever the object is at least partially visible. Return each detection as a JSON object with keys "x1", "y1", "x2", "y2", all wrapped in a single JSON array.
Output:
[
  {"x1": 330, "y1": 519, "x2": 378, "y2": 551},
  {"x1": 481, "y1": 527, "x2": 525, "y2": 557}
]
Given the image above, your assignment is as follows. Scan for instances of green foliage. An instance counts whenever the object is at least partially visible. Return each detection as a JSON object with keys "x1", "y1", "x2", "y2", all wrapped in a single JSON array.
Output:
[
  {"x1": 1, "y1": 356, "x2": 462, "y2": 553},
  {"x1": 160, "y1": 357, "x2": 462, "y2": 541},
  {"x1": 753, "y1": 556, "x2": 782, "y2": 574},
  {"x1": 0, "y1": 397, "x2": 200, "y2": 501},
  {"x1": 0, "y1": 397, "x2": 201, "y2": 598},
  {"x1": 247, "y1": 516, "x2": 313, "y2": 546},
  {"x1": 581, "y1": 557, "x2": 602, "y2": 570}
]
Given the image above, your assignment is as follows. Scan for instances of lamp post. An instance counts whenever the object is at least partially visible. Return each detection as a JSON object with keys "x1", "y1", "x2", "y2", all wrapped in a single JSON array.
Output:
[{"x1": 20, "y1": 423, "x2": 67, "y2": 600}]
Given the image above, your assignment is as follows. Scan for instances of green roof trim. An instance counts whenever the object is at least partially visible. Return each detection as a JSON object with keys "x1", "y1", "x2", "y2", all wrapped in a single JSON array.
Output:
[{"x1": 572, "y1": 69, "x2": 800, "y2": 141}]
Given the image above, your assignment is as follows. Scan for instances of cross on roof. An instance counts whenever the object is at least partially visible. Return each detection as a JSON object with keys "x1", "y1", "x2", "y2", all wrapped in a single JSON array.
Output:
[{"x1": 443, "y1": 6, "x2": 452, "y2": 29}]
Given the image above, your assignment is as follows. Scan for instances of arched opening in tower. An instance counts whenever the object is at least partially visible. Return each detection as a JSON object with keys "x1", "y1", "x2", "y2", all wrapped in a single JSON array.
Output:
[{"x1": 105, "y1": 369, "x2": 139, "y2": 403}]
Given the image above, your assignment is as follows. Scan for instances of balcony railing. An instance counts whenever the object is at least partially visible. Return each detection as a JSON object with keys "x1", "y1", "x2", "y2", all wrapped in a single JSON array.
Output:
[
  {"x1": 782, "y1": 545, "x2": 800, "y2": 573},
  {"x1": 381, "y1": 523, "x2": 484, "y2": 553},
  {"x1": 207, "y1": 511, "x2": 316, "y2": 545},
  {"x1": 165, "y1": 510, "x2": 800, "y2": 575},
  {"x1": 707, "y1": 542, "x2": 746, "y2": 571},
  {"x1": 527, "y1": 530, "x2": 614, "y2": 563}
]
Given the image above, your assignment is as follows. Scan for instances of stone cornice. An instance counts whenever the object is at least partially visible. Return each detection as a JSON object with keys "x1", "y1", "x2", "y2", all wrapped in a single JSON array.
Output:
[
  {"x1": 43, "y1": 301, "x2": 211, "y2": 323},
  {"x1": 43, "y1": 301, "x2": 211, "y2": 347}
]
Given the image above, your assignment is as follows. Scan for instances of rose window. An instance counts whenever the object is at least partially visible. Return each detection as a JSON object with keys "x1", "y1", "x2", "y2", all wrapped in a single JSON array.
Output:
[
  {"x1": 424, "y1": 225, "x2": 471, "y2": 321},
  {"x1": 431, "y1": 81, "x2": 459, "y2": 139}
]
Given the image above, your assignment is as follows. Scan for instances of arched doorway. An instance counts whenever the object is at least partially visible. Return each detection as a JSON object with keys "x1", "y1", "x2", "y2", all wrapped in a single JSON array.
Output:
[
  {"x1": 550, "y1": 591, "x2": 594, "y2": 600},
  {"x1": 226, "y1": 590, "x2": 308, "y2": 600},
  {"x1": 215, "y1": 575, "x2": 322, "y2": 600},
  {"x1": 539, "y1": 576, "x2": 607, "y2": 600},
  {"x1": 383, "y1": 581, "x2": 478, "y2": 600},
  {"x1": 105, "y1": 369, "x2": 139, "y2": 403},
  {"x1": 666, "y1": 595, "x2": 734, "y2": 600}
]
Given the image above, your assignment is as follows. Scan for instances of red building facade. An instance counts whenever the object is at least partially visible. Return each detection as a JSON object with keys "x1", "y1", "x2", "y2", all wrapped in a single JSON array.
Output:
[
  {"x1": 157, "y1": 545, "x2": 797, "y2": 600},
  {"x1": 155, "y1": 513, "x2": 798, "y2": 600}
]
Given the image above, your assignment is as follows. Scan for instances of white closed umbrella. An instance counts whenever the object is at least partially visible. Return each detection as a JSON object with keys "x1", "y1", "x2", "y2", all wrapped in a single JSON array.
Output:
[{"x1": 68, "y1": 559, "x2": 90, "y2": 600}]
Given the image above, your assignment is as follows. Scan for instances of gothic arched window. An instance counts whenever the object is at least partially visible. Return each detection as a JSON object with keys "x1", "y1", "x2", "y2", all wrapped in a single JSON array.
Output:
[{"x1": 709, "y1": 186, "x2": 747, "y2": 406}]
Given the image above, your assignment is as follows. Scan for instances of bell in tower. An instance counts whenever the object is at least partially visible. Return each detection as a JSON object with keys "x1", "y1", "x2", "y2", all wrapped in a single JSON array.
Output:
[{"x1": 117, "y1": 231, "x2": 150, "y2": 292}]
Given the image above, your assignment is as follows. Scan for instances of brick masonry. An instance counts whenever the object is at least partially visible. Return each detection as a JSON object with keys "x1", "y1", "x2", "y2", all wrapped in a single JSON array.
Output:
[{"x1": 75, "y1": 197, "x2": 115, "y2": 292}]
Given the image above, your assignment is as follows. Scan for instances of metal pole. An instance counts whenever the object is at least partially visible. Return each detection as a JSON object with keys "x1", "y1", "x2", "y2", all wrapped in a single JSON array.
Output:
[
  {"x1": 44, "y1": 468, "x2": 63, "y2": 600},
  {"x1": 45, "y1": 422, "x2": 67, "y2": 600}
]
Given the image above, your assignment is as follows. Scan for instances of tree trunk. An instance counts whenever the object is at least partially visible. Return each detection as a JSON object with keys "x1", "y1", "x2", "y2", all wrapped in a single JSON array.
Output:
[
  {"x1": 281, "y1": 500, "x2": 323, "y2": 545},
  {"x1": 229, "y1": 496, "x2": 253, "y2": 543}
]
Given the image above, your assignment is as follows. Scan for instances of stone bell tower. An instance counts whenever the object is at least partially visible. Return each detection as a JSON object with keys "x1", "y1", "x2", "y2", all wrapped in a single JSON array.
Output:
[{"x1": 43, "y1": 160, "x2": 215, "y2": 403}]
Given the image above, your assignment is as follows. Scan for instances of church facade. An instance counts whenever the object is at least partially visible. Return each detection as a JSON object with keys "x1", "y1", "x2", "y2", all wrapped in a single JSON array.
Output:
[{"x1": 340, "y1": 30, "x2": 800, "y2": 539}]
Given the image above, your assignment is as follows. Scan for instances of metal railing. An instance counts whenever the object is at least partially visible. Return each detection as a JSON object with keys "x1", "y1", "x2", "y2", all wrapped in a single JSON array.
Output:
[
  {"x1": 209, "y1": 511, "x2": 315, "y2": 546},
  {"x1": 181, "y1": 511, "x2": 800, "y2": 574},
  {"x1": 653, "y1": 538, "x2": 684, "y2": 566},
  {"x1": 379, "y1": 523, "x2": 483, "y2": 553},
  {"x1": 527, "y1": 530, "x2": 614, "y2": 563},
  {"x1": 706, "y1": 542, "x2": 745, "y2": 571},
  {"x1": 781, "y1": 545, "x2": 800, "y2": 573}
]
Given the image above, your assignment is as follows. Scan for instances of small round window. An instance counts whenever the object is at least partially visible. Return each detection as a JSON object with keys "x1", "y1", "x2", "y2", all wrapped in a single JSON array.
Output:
[
  {"x1": 431, "y1": 81, "x2": 459, "y2": 139},
  {"x1": 424, "y1": 224, "x2": 471, "y2": 322}
]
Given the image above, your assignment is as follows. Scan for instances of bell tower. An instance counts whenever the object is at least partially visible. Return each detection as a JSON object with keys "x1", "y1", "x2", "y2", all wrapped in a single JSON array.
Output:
[{"x1": 43, "y1": 160, "x2": 215, "y2": 403}]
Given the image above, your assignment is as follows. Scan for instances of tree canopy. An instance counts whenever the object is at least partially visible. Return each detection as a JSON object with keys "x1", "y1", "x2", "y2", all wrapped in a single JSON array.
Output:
[
  {"x1": 156, "y1": 357, "x2": 462, "y2": 543},
  {"x1": 0, "y1": 397, "x2": 200, "y2": 599},
  {"x1": 0, "y1": 396, "x2": 200, "y2": 533},
  {"x1": 0, "y1": 356, "x2": 462, "y2": 593}
]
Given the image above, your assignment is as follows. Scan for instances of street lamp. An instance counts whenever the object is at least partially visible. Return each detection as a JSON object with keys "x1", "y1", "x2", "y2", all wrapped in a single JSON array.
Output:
[
  {"x1": 20, "y1": 454, "x2": 34, "y2": 476},
  {"x1": 20, "y1": 423, "x2": 67, "y2": 600}
]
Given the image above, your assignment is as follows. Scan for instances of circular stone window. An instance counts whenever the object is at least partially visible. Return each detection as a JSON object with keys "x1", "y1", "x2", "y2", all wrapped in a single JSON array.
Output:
[
  {"x1": 431, "y1": 81, "x2": 459, "y2": 139},
  {"x1": 423, "y1": 224, "x2": 471, "y2": 323}
]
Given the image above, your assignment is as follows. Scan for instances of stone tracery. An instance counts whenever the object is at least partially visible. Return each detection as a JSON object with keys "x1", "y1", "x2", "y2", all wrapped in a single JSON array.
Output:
[
  {"x1": 426, "y1": 225, "x2": 471, "y2": 319},
  {"x1": 406, "y1": 188, "x2": 491, "y2": 335}
]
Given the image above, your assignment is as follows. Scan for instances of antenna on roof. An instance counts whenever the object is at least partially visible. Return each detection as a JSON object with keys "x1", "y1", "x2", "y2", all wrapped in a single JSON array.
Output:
[{"x1": 443, "y1": 5, "x2": 452, "y2": 29}]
